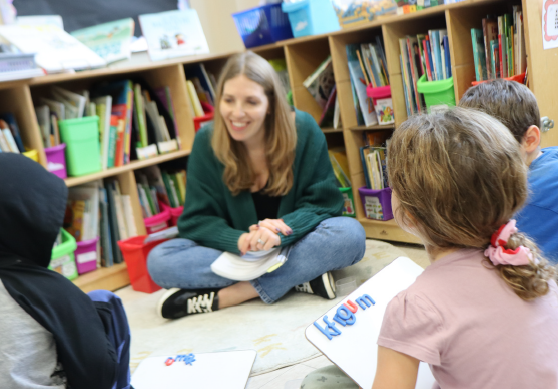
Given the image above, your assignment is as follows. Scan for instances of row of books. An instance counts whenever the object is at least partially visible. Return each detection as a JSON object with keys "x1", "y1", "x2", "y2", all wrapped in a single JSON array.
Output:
[
  {"x1": 360, "y1": 131, "x2": 390, "y2": 190},
  {"x1": 400, "y1": 29, "x2": 451, "y2": 116},
  {"x1": 60, "y1": 180, "x2": 139, "y2": 268},
  {"x1": 347, "y1": 38, "x2": 388, "y2": 127},
  {"x1": 184, "y1": 63, "x2": 217, "y2": 119},
  {"x1": 0, "y1": 113, "x2": 25, "y2": 153},
  {"x1": 33, "y1": 80, "x2": 180, "y2": 169},
  {"x1": 302, "y1": 56, "x2": 341, "y2": 129},
  {"x1": 471, "y1": 8, "x2": 527, "y2": 82},
  {"x1": 135, "y1": 166, "x2": 187, "y2": 218}
]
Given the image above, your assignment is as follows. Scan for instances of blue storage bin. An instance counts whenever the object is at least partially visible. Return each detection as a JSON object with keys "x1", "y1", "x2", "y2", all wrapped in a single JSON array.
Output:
[
  {"x1": 282, "y1": 0, "x2": 340, "y2": 38},
  {"x1": 232, "y1": 3, "x2": 294, "y2": 48}
]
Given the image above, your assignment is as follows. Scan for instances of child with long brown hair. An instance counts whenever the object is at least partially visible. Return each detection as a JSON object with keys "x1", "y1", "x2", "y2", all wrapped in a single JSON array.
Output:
[
  {"x1": 371, "y1": 108, "x2": 558, "y2": 388},
  {"x1": 148, "y1": 51, "x2": 365, "y2": 320}
]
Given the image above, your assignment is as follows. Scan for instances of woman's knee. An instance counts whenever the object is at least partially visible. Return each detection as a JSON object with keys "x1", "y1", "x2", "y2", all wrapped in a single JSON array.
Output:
[
  {"x1": 322, "y1": 217, "x2": 366, "y2": 257},
  {"x1": 147, "y1": 238, "x2": 195, "y2": 276}
]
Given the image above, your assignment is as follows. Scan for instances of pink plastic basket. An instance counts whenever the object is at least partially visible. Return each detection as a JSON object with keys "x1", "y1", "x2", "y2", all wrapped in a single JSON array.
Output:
[
  {"x1": 169, "y1": 206, "x2": 184, "y2": 226},
  {"x1": 45, "y1": 143, "x2": 67, "y2": 179},
  {"x1": 144, "y1": 202, "x2": 171, "y2": 234},
  {"x1": 366, "y1": 85, "x2": 392, "y2": 106},
  {"x1": 74, "y1": 237, "x2": 99, "y2": 275}
]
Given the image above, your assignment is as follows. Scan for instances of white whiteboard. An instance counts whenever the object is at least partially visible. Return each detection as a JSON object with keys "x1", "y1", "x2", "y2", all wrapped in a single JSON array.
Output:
[
  {"x1": 131, "y1": 349, "x2": 256, "y2": 389},
  {"x1": 306, "y1": 257, "x2": 436, "y2": 389}
]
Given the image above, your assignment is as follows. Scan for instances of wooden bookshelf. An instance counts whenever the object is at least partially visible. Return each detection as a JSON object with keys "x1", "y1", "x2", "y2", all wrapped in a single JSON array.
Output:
[{"x1": 7, "y1": 0, "x2": 554, "y2": 292}]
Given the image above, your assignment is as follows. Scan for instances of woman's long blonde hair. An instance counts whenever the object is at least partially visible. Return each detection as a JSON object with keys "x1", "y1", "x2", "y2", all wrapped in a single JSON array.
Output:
[
  {"x1": 211, "y1": 51, "x2": 297, "y2": 196},
  {"x1": 387, "y1": 108, "x2": 557, "y2": 301}
]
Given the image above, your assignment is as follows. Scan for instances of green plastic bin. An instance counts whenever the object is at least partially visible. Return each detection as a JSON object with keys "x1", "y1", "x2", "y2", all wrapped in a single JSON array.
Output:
[
  {"x1": 59, "y1": 116, "x2": 101, "y2": 176},
  {"x1": 49, "y1": 228, "x2": 78, "y2": 280},
  {"x1": 340, "y1": 187, "x2": 356, "y2": 218},
  {"x1": 416, "y1": 74, "x2": 456, "y2": 113}
]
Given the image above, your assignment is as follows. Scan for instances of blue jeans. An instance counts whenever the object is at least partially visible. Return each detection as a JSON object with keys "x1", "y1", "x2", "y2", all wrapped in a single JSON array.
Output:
[{"x1": 147, "y1": 217, "x2": 366, "y2": 303}]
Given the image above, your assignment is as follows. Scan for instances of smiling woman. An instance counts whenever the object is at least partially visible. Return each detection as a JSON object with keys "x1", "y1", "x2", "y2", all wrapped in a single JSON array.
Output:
[{"x1": 147, "y1": 51, "x2": 366, "y2": 320}]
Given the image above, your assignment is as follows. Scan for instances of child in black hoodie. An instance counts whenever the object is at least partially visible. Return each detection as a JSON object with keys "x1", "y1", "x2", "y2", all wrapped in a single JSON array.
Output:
[{"x1": 0, "y1": 153, "x2": 131, "y2": 389}]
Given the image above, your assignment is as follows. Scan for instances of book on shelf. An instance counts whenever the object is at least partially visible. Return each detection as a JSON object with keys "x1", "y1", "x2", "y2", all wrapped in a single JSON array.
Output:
[
  {"x1": 303, "y1": 56, "x2": 336, "y2": 110},
  {"x1": 0, "y1": 113, "x2": 24, "y2": 153},
  {"x1": 63, "y1": 184, "x2": 100, "y2": 244},
  {"x1": 347, "y1": 44, "x2": 378, "y2": 127},
  {"x1": 268, "y1": 58, "x2": 291, "y2": 97},
  {"x1": 318, "y1": 86, "x2": 337, "y2": 128},
  {"x1": 0, "y1": 24, "x2": 106, "y2": 73},
  {"x1": 328, "y1": 147, "x2": 351, "y2": 189},
  {"x1": 184, "y1": 63, "x2": 216, "y2": 107},
  {"x1": 471, "y1": 29, "x2": 488, "y2": 82},
  {"x1": 471, "y1": 9, "x2": 526, "y2": 83},
  {"x1": 70, "y1": 18, "x2": 135, "y2": 64},
  {"x1": 186, "y1": 80, "x2": 204, "y2": 117},
  {"x1": 139, "y1": 9, "x2": 210, "y2": 62},
  {"x1": 98, "y1": 184, "x2": 114, "y2": 267}
]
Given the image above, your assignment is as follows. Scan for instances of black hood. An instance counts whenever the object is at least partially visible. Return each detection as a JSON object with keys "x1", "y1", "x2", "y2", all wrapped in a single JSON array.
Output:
[{"x1": 0, "y1": 153, "x2": 68, "y2": 267}]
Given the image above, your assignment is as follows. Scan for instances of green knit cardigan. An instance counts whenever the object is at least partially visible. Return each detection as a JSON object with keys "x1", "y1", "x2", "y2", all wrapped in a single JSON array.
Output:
[{"x1": 177, "y1": 109, "x2": 344, "y2": 254}]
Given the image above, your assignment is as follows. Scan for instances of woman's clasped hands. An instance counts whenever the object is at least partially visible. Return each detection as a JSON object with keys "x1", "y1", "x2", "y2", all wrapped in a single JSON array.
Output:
[{"x1": 237, "y1": 218, "x2": 293, "y2": 255}]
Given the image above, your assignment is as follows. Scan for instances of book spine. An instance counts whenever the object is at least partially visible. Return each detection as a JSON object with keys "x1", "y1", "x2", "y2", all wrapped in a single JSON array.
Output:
[
  {"x1": 443, "y1": 35, "x2": 451, "y2": 79},
  {"x1": 482, "y1": 19, "x2": 492, "y2": 80}
]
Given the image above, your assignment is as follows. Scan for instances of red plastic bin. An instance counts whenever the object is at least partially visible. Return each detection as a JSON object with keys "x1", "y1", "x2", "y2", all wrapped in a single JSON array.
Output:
[
  {"x1": 170, "y1": 205, "x2": 184, "y2": 226},
  {"x1": 471, "y1": 73, "x2": 525, "y2": 86},
  {"x1": 117, "y1": 236, "x2": 164, "y2": 293},
  {"x1": 194, "y1": 102, "x2": 214, "y2": 132}
]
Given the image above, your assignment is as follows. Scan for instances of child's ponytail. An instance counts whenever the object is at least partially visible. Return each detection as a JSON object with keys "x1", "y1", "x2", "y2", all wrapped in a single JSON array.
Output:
[{"x1": 484, "y1": 220, "x2": 558, "y2": 301}]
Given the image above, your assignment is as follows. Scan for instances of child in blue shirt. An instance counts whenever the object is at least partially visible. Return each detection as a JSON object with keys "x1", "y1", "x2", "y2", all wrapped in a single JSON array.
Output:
[{"x1": 459, "y1": 80, "x2": 558, "y2": 263}]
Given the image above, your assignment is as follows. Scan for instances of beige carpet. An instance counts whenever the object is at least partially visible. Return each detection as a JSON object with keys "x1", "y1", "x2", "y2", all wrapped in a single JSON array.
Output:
[{"x1": 117, "y1": 240, "x2": 427, "y2": 376}]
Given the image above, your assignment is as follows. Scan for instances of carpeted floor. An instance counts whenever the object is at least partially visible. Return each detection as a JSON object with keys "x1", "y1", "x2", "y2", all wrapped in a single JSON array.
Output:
[{"x1": 118, "y1": 240, "x2": 428, "y2": 385}]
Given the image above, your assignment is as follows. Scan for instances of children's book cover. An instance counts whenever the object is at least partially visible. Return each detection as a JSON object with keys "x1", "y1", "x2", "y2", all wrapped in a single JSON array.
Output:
[
  {"x1": 139, "y1": 10, "x2": 209, "y2": 62},
  {"x1": 303, "y1": 57, "x2": 336, "y2": 109},
  {"x1": 71, "y1": 18, "x2": 134, "y2": 64}
]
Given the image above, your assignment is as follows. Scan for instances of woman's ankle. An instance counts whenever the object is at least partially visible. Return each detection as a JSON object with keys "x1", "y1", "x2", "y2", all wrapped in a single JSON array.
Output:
[{"x1": 218, "y1": 281, "x2": 260, "y2": 309}]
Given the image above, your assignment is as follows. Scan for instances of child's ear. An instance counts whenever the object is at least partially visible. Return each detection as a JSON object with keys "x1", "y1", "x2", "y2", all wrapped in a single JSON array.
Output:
[{"x1": 522, "y1": 125, "x2": 541, "y2": 153}]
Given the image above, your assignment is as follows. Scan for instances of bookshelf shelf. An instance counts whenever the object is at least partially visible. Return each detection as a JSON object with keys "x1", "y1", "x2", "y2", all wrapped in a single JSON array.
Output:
[
  {"x1": 72, "y1": 262, "x2": 129, "y2": 293},
  {"x1": 359, "y1": 218, "x2": 421, "y2": 244},
  {"x1": 322, "y1": 127, "x2": 343, "y2": 133},
  {"x1": 64, "y1": 149, "x2": 191, "y2": 188},
  {"x1": 350, "y1": 124, "x2": 395, "y2": 131},
  {"x1": 5, "y1": 0, "x2": 553, "y2": 292}
]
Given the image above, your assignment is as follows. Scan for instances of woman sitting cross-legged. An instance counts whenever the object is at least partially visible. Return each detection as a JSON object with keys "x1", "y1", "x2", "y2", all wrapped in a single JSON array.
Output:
[{"x1": 147, "y1": 51, "x2": 366, "y2": 320}]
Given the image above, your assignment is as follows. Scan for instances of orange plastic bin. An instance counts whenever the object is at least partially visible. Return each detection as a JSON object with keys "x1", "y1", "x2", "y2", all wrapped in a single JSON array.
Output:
[
  {"x1": 472, "y1": 73, "x2": 525, "y2": 86},
  {"x1": 118, "y1": 236, "x2": 164, "y2": 293}
]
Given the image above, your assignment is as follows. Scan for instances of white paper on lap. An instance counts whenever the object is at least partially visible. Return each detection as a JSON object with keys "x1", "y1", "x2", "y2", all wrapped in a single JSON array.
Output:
[{"x1": 306, "y1": 257, "x2": 437, "y2": 389}]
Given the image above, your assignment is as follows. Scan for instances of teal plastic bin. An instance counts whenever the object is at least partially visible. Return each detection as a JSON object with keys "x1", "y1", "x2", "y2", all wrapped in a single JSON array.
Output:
[
  {"x1": 59, "y1": 116, "x2": 101, "y2": 176},
  {"x1": 49, "y1": 228, "x2": 78, "y2": 280},
  {"x1": 416, "y1": 75, "x2": 456, "y2": 113},
  {"x1": 282, "y1": 0, "x2": 340, "y2": 38}
]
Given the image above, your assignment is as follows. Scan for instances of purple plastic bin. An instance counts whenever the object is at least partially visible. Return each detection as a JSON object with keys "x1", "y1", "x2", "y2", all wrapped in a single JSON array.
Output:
[
  {"x1": 45, "y1": 143, "x2": 67, "y2": 179},
  {"x1": 75, "y1": 237, "x2": 99, "y2": 275},
  {"x1": 358, "y1": 187, "x2": 393, "y2": 221}
]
